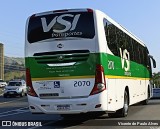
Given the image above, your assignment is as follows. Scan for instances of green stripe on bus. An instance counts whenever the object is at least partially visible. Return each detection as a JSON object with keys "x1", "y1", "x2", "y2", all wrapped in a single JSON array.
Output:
[{"x1": 25, "y1": 53, "x2": 150, "y2": 79}]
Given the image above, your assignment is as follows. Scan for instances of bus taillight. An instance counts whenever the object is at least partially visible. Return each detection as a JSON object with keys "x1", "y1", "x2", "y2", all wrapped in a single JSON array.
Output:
[
  {"x1": 90, "y1": 64, "x2": 106, "y2": 95},
  {"x1": 26, "y1": 68, "x2": 38, "y2": 97}
]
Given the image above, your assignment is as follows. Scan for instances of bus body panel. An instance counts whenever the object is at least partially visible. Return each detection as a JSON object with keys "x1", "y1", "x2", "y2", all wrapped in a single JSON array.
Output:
[
  {"x1": 25, "y1": 9, "x2": 109, "y2": 114},
  {"x1": 32, "y1": 78, "x2": 94, "y2": 99},
  {"x1": 95, "y1": 10, "x2": 151, "y2": 111},
  {"x1": 25, "y1": 39, "x2": 98, "y2": 98},
  {"x1": 27, "y1": 90, "x2": 108, "y2": 114}
]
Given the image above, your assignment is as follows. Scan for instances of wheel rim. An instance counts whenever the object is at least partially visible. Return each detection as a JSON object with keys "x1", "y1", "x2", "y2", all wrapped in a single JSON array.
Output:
[{"x1": 124, "y1": 92, "x2": 129, "y2": 116}]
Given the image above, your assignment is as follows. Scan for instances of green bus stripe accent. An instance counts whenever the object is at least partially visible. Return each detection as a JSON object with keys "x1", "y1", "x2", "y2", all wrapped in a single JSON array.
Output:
[{"x1": 25, "y1": 52, "x2": 150, "y2": 80}]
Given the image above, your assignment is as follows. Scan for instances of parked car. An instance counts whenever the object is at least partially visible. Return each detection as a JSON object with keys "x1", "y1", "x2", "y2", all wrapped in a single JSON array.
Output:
[
  {"x1": 3, "y1": 80, "x2": 27, "y2": 97},
  {"x1": 0, "y1": 80, "x2": 7, "y2": 88},
  {"x1": 152, "y1": 88, "x2": 160, "y2": 99}
]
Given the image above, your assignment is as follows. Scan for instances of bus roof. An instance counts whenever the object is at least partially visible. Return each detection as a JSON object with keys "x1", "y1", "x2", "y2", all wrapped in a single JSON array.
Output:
[
  {"x1": 31, "y1": 8, "x2": 93, "y2": 17},
  {"x1": 95, "y1": 9, "x2": 146, "y2": 47}
]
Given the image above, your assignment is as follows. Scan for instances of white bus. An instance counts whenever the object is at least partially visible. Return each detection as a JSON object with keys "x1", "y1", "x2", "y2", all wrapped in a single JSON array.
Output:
[{"x1": 25, "y1": 8, "x2": 156, "y2": 117}]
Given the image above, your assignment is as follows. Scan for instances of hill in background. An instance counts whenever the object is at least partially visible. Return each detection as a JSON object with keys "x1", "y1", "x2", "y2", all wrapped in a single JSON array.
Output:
[
  {"x1": 4, "y1": 56, "x2": 25, "y2": 82},
  {"x1": 5, "y1": 56, "x2": 24, "y2": 66}
]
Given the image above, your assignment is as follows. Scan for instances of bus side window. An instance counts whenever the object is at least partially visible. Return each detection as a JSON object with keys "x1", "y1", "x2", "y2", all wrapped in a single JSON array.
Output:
[
  {"x1": 103, "y1": 19, "x2": 119, "y2": 56},
  {"x1": 130, "y1": 39, "x2": 134, "y2": 61},
  {"x1": 116, "y1": 28, "x2": 123, "y2": 57}
]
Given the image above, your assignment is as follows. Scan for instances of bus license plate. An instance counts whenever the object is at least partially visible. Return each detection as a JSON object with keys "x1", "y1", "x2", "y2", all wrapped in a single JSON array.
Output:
[{"x1": 57, "y1": 105, "x2": 71, "y2": 111}]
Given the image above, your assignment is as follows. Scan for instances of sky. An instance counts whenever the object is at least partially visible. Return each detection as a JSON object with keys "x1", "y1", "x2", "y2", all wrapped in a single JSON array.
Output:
[{"x1": 0, "y1": 0, "x2": 159, "y2": 73}]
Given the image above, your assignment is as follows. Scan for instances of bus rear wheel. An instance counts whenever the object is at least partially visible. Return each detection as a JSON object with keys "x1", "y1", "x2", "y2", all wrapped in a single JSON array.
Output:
[
  {"x1": 119, "y1": 91, "x2": 129, "y2": 117},
  {"x1": 108, "y1": 90, "x2": 129, "y2": 118}
]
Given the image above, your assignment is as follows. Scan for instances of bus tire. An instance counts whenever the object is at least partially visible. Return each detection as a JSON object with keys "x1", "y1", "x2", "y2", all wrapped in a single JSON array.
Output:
[
  {"x1": 118, "y1": 90, "x2": 129, "y2": 117},
  {"x1": 108, "y1": 90, "x2": 129, "y2": 118}
]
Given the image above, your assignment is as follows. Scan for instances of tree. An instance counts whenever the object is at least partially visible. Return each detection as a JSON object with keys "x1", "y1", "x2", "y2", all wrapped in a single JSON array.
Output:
[{"x1": 152, "y1": 72, "x2": 160, "y2": 87}]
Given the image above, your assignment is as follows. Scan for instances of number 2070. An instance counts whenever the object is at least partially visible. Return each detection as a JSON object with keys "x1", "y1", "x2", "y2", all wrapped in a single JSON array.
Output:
[{"x1": 74, "y1": 81, "x2": 91, "y2": 87}]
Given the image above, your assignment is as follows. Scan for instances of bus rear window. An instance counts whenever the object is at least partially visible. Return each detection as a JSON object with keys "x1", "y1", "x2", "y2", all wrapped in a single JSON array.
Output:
[{"x1": 27, "y1": 12, "x2": 95, "y2": 43}]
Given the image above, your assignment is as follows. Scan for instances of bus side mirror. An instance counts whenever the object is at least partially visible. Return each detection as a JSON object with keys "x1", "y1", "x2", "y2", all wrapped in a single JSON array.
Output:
[
  {"x1": 153, "y1": 59, "x2": 156, "y2": 68},
  {"x1": 149, "y1": 55, "x2": 156, "y2": 68}
]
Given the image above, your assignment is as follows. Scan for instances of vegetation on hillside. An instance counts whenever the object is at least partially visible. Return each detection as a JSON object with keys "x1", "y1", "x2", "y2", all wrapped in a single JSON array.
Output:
[
  {"x1": 4, "y1": 56, "x2": 25, "y2": 82},
  {"x1": 152, "y1": 72, "x2": 160, "y2": 87}
]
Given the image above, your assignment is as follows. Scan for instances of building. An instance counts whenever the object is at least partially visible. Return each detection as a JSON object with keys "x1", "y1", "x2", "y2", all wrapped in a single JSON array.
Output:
[{"x1": 0, "y1": 43, "x2": 4, "y2": 80}]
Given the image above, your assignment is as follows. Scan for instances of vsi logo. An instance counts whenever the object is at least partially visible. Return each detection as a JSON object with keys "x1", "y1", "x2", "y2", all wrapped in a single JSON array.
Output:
[
  {"x1": 119, "y1": 48, "x2": 130, "y2": 72},
  {"x1": 41, "y1": 14, "x2": 81, "y2": 33}
]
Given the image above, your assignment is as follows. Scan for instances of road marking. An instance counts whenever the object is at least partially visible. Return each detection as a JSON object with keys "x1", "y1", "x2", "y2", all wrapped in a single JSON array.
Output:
[
  {"x1": 0, "y1": 107, "x2": 29, "y2": 118},
  {"x1": 0, "y1": 107, "x2": 28, "y2": 114}
]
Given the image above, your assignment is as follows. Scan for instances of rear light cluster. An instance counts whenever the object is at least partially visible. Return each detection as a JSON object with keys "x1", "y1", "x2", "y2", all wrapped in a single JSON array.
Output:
[
  {"x1": 90, "y1": 64, "x2": 106, "y2": 95},
  {"x1": 26, "y1": 68, "x2": 38, "y2": 97}
]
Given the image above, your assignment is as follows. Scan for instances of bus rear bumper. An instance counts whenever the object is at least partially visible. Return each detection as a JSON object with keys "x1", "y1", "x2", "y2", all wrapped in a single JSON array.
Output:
[{"x1": 27, "y1": 90, "x2": 109, "y2": 114}]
